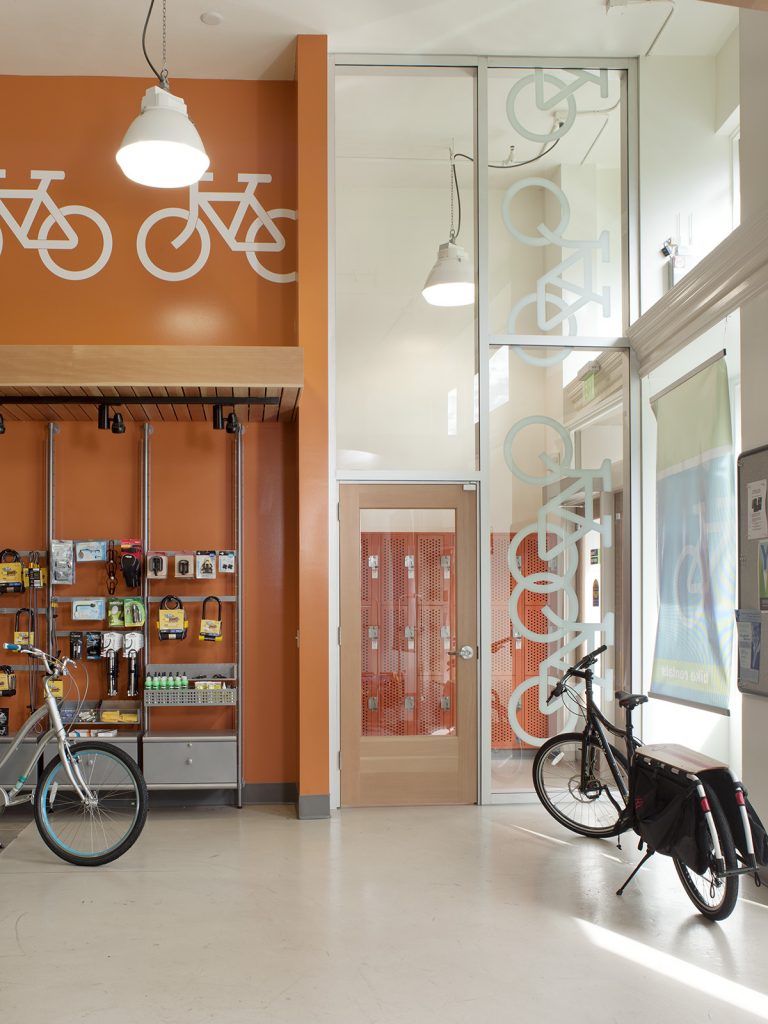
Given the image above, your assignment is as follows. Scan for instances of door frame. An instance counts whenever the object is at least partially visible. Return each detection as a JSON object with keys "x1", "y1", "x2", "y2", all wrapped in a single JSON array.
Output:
[{"x1": 338, "y1": 482, "x2": 479, "y2": 806}]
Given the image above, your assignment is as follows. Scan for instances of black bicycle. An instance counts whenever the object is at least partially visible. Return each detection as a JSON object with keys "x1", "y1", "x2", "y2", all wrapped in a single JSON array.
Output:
[{"x1": 532, "y1": 645, "x2": 766, "y2": 921}]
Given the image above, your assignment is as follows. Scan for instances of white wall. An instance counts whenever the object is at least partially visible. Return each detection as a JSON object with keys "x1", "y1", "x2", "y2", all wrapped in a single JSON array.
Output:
[
  {"x1": 738, "y1": 10, "x2": 768, "y2": 821},
  {"x1": 639, "y1": 56, "x2": 734, "y2": 314}
]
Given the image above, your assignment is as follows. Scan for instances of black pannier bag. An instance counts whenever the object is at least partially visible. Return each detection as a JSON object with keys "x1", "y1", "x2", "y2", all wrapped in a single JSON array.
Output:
[
  {"x1": 699, "y1": 768, "x2": 768, "y2": 867},
  {"x1": 631, "y1": 757, "x2": 710, "y2": 874}
]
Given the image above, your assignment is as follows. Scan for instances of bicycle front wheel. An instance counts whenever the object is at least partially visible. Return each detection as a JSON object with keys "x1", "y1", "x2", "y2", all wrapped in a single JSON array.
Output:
[
  {"x1": 34, "y1": 741, "x2": 148, "y2": 866},
  {"x1": 533, "y1": 732, "x2": 629, "y2": 838},
  {"x1": 673, "y1": 787, "x2": 739, "y2": 921}
]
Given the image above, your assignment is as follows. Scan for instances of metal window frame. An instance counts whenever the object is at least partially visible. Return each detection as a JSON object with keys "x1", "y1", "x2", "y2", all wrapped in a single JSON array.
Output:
[{"x1": 328, "y1": 52, "x2": 641, "y2": 807}]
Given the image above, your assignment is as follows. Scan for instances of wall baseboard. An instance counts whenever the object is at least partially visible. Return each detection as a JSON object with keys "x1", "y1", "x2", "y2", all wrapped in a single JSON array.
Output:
[
  {"x1": 148, "y1": 783, "x2": 299, "y2": 809},
  {"x1": 297, "y1": 793, "x2": 331, "y2": 819}
]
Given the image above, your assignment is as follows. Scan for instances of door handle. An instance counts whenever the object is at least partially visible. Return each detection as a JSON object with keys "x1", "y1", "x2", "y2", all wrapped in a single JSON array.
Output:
[{"x1": 447, "y1": 645, "x2": 474, "y2": 660}]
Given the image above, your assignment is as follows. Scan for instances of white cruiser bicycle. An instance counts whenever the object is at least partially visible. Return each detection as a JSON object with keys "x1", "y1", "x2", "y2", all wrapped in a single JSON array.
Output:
[{"x1": 0, "y1": 643, "x2": 148, "y2": 866}]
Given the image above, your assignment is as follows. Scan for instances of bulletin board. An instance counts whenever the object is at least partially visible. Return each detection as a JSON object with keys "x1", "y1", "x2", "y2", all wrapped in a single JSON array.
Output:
[{"x1": 737, "y1": 444, "x2": 768, "y2": 696}]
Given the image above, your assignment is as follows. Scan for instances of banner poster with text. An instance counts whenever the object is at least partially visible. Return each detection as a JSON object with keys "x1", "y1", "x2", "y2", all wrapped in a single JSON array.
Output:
[{"x1": 650, "y1": 357, "x2": 735, "y2": 712}]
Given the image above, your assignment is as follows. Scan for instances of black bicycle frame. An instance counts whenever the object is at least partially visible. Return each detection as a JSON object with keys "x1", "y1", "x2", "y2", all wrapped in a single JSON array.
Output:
[{"x1": 574, "y1": 667, "x2": 634, "y2": 804}]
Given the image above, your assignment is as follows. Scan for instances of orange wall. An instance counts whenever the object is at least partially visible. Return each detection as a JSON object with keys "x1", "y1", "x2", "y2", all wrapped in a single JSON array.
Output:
[
  {"x1": 0, "y1": 75, "x2": 297, "y2": 346},
  {"x1": 0, "y1": 69, "x2": 311, "y2": 788}
]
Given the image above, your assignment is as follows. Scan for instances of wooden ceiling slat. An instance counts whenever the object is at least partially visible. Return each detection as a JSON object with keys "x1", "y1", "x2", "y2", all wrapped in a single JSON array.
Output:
[
  {"x1": 149, "y1": 387, "x2": 177, "y2": 422},
  {"x1": 63, "y1": 386, "x2": 98, "y2": 420},
  {"x1": 166, "y1": 387, "x2": 192, "y2": 422},
  {"x1": 199, "y1": 387, "x2": 218, "y2": 422},
  {"x1": 263, "y1": 387, "x2": 281, "y2": 424},
  {"x1": 95, "y1": 385, "x2": 137, "y2": 422},
  {"x1": 0, "y1": 387, "x2": 34, "y2": 421},
  {"x1": 278, "y1": 388, "x2": 299, "y2": 423},
  {"x1": 130, "y1": 386, "x2": 161, "y2": 422},
  {"x1": 232, "y1": 386, "x2": 249, "y2": 425},
  {"x1": 112, "y1": 386, "x2": 141, "y2": 421},
  {"x1": 182, "y1": 387, "x2": 204, "y2": 422}
]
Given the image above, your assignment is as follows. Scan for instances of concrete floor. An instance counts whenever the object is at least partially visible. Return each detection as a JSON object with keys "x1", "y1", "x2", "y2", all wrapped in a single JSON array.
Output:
[{"x1": 2, "y1": 804, "x2": 768, "y2": 1024}]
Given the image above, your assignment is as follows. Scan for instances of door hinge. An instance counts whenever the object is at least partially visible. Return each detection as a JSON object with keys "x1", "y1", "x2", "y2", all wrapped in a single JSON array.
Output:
[
  {"x1": 337, "y1": 502, "x2": 340, "y2": 521},
  {"x1": 338, "y1": 750, "x2": 342, "y2": 770},
  {"x1": 337, "y1": 626, "x2": 341, "y2": 646}
]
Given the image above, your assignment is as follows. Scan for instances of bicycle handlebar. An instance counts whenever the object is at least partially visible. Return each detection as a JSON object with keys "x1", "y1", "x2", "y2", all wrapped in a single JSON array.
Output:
[
  {"x1": 546, "y1": 644, "x2": 608, "y2": 705},
  {"x1": 2, "y1": 643, "x2": 73, "y2": 676}
]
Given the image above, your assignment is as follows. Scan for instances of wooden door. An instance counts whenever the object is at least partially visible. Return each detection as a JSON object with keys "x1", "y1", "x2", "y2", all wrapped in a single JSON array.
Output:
[{"x1": 340, "y1": 484, "x2": 477, "y2": 805}]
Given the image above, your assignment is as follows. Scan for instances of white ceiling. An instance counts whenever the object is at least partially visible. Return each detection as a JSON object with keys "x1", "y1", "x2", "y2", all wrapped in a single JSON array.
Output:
[{"x1": 0, "y1": 0, "x2": 738, "y2": 82}]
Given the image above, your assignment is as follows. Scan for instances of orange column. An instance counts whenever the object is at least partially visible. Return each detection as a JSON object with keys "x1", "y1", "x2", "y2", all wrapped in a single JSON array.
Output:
[{"x1": 296, "y1": 35, "x2": 330, "y2": 817}]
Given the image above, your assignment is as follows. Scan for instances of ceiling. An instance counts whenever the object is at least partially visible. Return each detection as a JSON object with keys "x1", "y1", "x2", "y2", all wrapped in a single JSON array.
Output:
[{"x1": 0, "y1": 0, "x2": 739, "y2": 82}]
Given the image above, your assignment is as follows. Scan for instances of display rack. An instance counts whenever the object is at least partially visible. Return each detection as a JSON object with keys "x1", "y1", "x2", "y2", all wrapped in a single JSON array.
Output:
[{"x1": 10, "y1": 421, "x2": 246, "y2": 804}]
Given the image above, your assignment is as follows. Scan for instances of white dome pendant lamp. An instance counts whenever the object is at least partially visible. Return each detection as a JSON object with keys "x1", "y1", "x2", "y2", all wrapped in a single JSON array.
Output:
[
  {"x1": 116, "y1": 0, "x2": 210, "y2": 189},
  {"x1": 422, "y1": 151, "x2": 475, "y2": 307}
]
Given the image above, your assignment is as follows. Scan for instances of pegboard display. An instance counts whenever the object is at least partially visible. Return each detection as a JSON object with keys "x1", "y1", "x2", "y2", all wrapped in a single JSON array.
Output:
[
  {"x1": 490, "y1": 531, "x2": 552, "y2": 750},
  {"x1": 360, "y1": 532, "x2": 455, "y2": 737}
]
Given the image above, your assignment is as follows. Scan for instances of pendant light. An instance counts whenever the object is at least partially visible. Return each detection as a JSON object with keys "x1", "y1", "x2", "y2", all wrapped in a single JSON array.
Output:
[
  {"x1": 116, "y1": 0, "x2": 209, "y2": 189},
  {"x1": 422, "y1": 151, "x2": 475, "y2": 307}
]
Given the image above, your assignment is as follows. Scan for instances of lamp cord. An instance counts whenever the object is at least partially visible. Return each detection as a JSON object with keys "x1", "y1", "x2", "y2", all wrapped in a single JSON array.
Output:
[
  {"x1": 449, "y1": 139, "x2": 560, "y2": 243},
  {"x1": 142, "y1": 0, "x2": 170, "y2": 89}
]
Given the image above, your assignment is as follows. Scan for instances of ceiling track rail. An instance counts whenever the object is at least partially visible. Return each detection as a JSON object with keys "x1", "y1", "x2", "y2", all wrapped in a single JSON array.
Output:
[{"x1": 0, "y1": 395, "x2": 279, "y2": 408}]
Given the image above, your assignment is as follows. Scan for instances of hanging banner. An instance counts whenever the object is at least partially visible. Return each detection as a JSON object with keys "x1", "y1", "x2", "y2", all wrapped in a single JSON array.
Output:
[{"x1": 650, "y1": 357, "x2": 735, "y2": 712}]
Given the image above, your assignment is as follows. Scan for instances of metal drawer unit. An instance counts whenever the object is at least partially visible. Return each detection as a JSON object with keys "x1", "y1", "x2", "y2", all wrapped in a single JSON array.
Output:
[
  {"x1": 44, "y1": 735, "x2": 139, "y2": 767},
  {"x1": 142, "y1": 734, "x2": 237, "y2": 788}
]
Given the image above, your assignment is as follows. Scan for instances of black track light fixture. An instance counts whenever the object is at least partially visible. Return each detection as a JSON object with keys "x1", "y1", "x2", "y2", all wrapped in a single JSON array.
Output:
[
  {"x1": 225, "y1": 411, "x2": 239, "y2": 434},
  {"x1": 213, "y1": 405, "x2": 224, "y2": 431},
  {"x1": 98, "y1": 404, "x2": 125, "y2": 435},
  {"x1": 0, "y1": 414, "x2": 5, "y2": 435}
]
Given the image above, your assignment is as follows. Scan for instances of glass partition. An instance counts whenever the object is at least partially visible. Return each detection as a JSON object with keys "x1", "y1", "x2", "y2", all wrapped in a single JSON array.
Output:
[
  {"x1": 335, "y1": 67, "x2": 477, "y2": 473},
  {"x1": 489, "y1": 344, "x2": 628, "y2": 794}
]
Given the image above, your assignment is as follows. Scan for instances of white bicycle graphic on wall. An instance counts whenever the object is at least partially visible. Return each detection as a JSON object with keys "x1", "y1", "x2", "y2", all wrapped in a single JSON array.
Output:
[
  {"x1": 0, "y1": 169, "x2": 112, "y2": 280},
  {"x1": 137, "y1": 172, "x2": 297, "y2": 283}
]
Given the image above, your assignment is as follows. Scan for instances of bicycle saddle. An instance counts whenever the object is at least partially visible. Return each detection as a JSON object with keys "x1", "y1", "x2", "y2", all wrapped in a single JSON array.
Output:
[{"x1": 615, "y1": 690, "x2": 648, "y2": 710}]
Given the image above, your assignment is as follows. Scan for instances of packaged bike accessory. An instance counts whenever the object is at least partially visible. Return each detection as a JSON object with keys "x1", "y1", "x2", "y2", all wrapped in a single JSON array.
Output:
[
  {"x1": 85, "y1": 632, "x2": 102, "y2": 660},
  {"x1": 13, "y1": 608, "x2": 35, "y2": 646},
  {"x1": 218, "y1": 551, "x2": 236, "y2": 574},
  {"x1": 147, "y1": 553, "x2": 169, "y2": 580},
  {"x1": 195, "y1": 551, "x2": 217, "y2": 580},
  {"x1": 23, "y1": 552, "x2": 47, "y2": 590},
  {"x1": 199, "y1": 596, "x2": 223, "y2": 642},
  {"x1": 175, "y1": 554, "x2": 193, "y2": 578},
  {"x1": 157, "y1": 596, "x2": 188, "y2": 640},
  {"x1": 72, "y1": 598, "x2": 106, "y2": 621},
  {"x1": 0, "y1": 549, "x2": 25, "y2": 593},
  {"x1": 0, "y1": 707, "x2": 8, "y2": 735},
  {"x1": 76, "y1": 540, "x2": 108, "y2": 562},
  {"x1": 107, "y1": 598, "x2": 125, "y2": 628},
  {"x1": 123, "y1": 597, "x2": 146, "y2": 628},
  {"x1": 123, "y1": 632, "x2": 144, "y2": 698},
  {"x1": 120, "y1": 541, "x2": 142, "y2": 590},
  {"x1": 101, "y1": 632, "x2": 124, "y2": 697},
  {"x1": 51, "y1": 540, "x2": 75, "y2": 585},
  {"x1": 0, "y1": 667, "x2": 17, "y2": 697},
  {"x1": 69, "y1": 631, "x2": 83, "y2": 661}
]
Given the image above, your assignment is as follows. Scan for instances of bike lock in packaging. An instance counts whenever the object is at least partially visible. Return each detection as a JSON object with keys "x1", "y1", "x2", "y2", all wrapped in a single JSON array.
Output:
[
  {"x1": 51, "y1": 540, "x2": 75, "y2": 585},
  {"x1": 0, "y1": 667, "x2": 17, "y2": 698},
  {"x1": 23, "y1": 552, "x2": 47, "y2": 590},
  {"x1": 199, "y1": 596, "x2": 223, "y2": 642},
  {"x1": 0, "y1": 549, "x2": 25, "y2": 594},
  {"x1": 157, "y1": 596, "x2": 188, "y2": 640},
  {"x1": 13, "y1": 608, "x2": 35, "y2": 646}
]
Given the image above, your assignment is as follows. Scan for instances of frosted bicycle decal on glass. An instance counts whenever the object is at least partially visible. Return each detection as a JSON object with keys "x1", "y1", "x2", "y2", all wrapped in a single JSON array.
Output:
[
  {"x1": 505, "y1": 69, "x2": 610, "y2": 143},
  {"x1": 0, "y1": 169, "x2": 112, "y2": 280},
  {"x1": 137, "y1": 172, "x2": 297, "y2": 283},
  {"x1": 503, "y1": 415, "x2": 614, "y2": 746},
  {"x1": 503, "y1": 175, "x2": 610, "y2": 335}
]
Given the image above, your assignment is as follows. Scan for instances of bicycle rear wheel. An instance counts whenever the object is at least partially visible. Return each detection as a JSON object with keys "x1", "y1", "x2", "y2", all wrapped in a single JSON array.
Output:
[
  {"x1": 34, "y1": 741, "x2": 148, "y2": 866},
  {"x1": 533, "y1": 732, "x2": 629, "y2": 838},
  {"x1": 673, "y1": 787, "x2": 739, "y2": 921}
]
